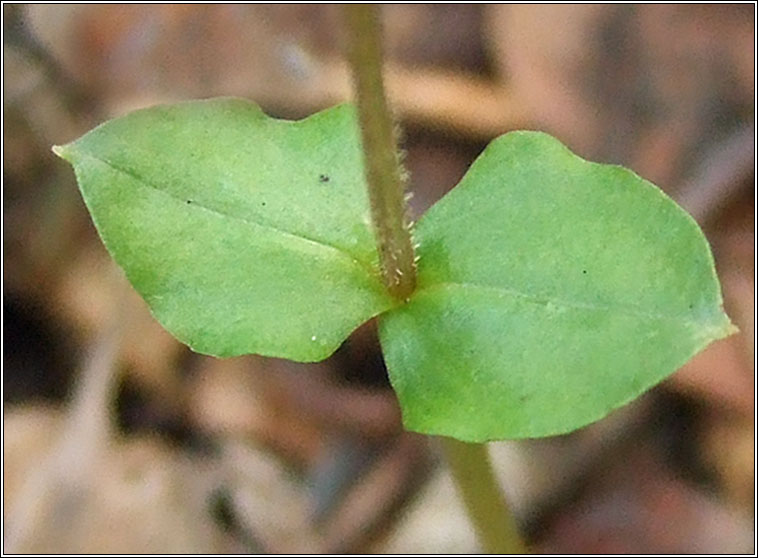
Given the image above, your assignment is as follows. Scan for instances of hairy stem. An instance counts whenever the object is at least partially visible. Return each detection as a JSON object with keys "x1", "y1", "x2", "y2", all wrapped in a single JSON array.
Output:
[
  {"x1": 442, "y1": 438, "x2": 528, "y2": 554},
  {"x1": 343, "y1": 5, "x2": 527, "y2": 554},
  {"x1": 343, "y1": 4, "x2": 416, "y2": 300}
]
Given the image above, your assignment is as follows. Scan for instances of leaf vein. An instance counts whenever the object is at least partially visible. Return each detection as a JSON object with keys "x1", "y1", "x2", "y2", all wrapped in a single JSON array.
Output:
[
  {"x1": 421, "y1": 281, "x2": 704, "y2": 325},
  {"x1": 77, "y1": 150, "x2": 380, "y2": 279}
]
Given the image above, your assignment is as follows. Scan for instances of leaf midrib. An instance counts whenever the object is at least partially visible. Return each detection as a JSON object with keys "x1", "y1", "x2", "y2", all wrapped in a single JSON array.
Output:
[
  {"x1": 76, "y1": 149, "x2": 383, "y2": 281},
  {"x1": 72, "y1": 149, "x2": 723, "y2": 331},
  {"x1": 416, "y1": 280, "x2": 713, "y2": 326}
]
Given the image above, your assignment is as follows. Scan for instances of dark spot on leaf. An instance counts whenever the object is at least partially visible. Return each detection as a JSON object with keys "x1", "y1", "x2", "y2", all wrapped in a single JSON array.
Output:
[
  {"x1": 186, "y1": 199, "x2": 192, "y2": 204},
  {"x1": 519, "y1": 394, "x2": 529, "y2": 402},
  {"x1": 261, "y1": 202, "x2": 266, "y2": 207},
  {"x1": 319, "y1": 174, "x2": 330, "y2": 183},
  {"x1": 582, "y1": 269, "x2": 587, "y2": 274}
]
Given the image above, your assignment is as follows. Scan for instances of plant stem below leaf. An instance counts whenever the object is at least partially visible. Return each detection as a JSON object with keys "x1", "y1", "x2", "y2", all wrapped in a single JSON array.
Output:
[
  {"x1": 343, "y1": 5, "x2": 528, "y2": 555},
  {"x1": 442, "y1": 438, "x2": 529, "y2": 554}
]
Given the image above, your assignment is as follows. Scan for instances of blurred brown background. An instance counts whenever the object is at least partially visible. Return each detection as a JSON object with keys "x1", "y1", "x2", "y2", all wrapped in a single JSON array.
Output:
[{"x1": 3, "y1": 4, "x2": 754, "y2": 553}]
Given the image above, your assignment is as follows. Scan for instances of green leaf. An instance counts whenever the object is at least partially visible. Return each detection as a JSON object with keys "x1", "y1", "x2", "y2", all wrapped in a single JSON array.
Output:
[
  {"x1": 54, "y1": 99, "x2": 394, "y2": 360},
  {"x1": 379, "y1": 131, "x2": 735, "y2": 442}
]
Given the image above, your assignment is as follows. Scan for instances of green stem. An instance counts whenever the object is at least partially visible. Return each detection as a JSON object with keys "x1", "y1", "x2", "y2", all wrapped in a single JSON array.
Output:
[
  {"x1": 343, "y1": 4, "x2": 416, "y2": 300},
  {"x1": 343, "y1": 5, "x2": 527, "y2": 554},
  {"x1": 441, "y1": 438, "x2": 528, "y2": 554}
]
